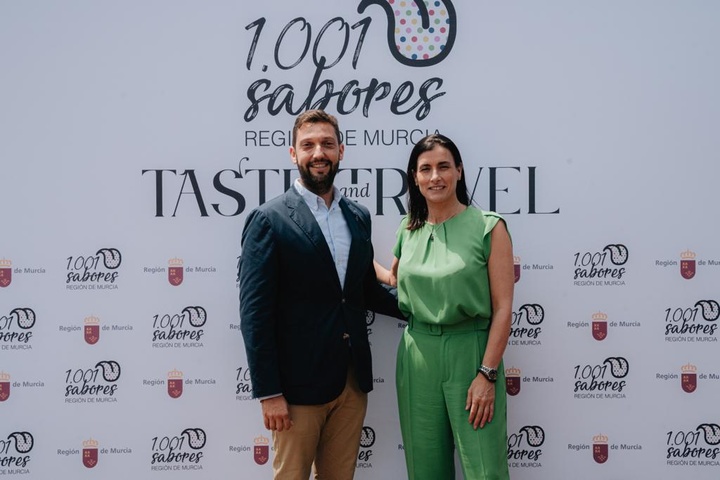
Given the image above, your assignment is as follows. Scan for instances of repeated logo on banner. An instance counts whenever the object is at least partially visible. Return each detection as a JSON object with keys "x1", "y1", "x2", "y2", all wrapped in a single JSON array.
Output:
[
  {"x1": 572, "y1": 244, "x2": 628, "y2": 287},
  {"x1": 0, "y1": 307, "x2": 35, "y2": 351},
  {"x1": 572, "y1": 356, "x2": 630, "y2": 400},
  {"x1": 55, "y1": 439, "x2": 132, "y2": 471},
  {"x1": 504, "y1": 367, "x2": 554, "y2": 397},
  {"x1": 567, "y1": 433, "x2": 643, "y2": 466},
  {"x1": 141, "y1": 368, "x2": 216, "y2": 398},
  {"x1": 149, "y1": 428, "x2": 207, "y2": 472},
  {"x1": 654, "y1": 250, "x2": 720, "y2": 279},
  {"x1": 507, "y1": 425, "x2": 544, "y2": 469},
  {"x1": 0, "y1": 372, "x2": 44, "y2": 404},
  {"x1": 666, "y1": 424, "x2": 720, "y2": 467},
  {"x1": 227, "y1": 434, "x2": 270, "y2": 467},
  {"x1": 0, "y1": 259, "x2": 46, "y2": 288},
  {"x1": 655, "y1": 363, "x2": 720, "y2": 394},
  {"x1": 65, "y1": 248, "x2": 122, "y2": 291},
  {"x1": 64, "y1": 361, "x2": 121, "y2": 404},
  {"x1": 0, "y1": 431, "x2": 33, "y2": 475},
  {"x1": 590, "y1": 311, "x2": 641, "y2": 341},
  {"x1": 564, "y1": 310, "x2": 642, "y2": 340},
  {"x1": 151, "y1": 306, "x2": 207, "y2": 349},
  {"x1": 664, "y1": 299, "x2": 719, "y2": 343},
  {"x1": 141, "y1": 258, "x2": 217, "y2": 286},
  {"x1": 509, "y1": 304, "x2": 544, "y2": 347},
  {"x1": 56, "y1": 314, "x2": 133, "y2": 346}
]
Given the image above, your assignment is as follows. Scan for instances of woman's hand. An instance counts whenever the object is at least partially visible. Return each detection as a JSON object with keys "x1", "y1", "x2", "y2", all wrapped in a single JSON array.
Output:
[{"x1": 466, "y1": 374, "x2": 495, "y2": 430}]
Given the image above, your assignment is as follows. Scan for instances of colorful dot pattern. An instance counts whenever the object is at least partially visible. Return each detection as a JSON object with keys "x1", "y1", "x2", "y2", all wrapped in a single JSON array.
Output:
[{"x1": 390, "y1": 0, "x2": 451, "y2": 61}]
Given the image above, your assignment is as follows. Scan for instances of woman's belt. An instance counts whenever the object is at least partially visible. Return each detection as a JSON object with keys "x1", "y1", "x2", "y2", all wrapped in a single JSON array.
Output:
[{"x1": 407, "y1": 316, "x2": 490, "y2": 335}]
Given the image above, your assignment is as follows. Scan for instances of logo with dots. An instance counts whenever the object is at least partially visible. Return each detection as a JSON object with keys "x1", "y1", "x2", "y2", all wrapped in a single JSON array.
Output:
[{"x1": 359, "y1": 0, "x2": 457, "y2": 66}]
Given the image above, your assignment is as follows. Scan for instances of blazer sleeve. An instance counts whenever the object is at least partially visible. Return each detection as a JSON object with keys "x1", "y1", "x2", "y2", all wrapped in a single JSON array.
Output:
[
  {"x1": 239, "y1": 209, "x2": 282, "y2": 398},
  {"x1": 363, "y1": 261, "x2": 405, "y2": 320},
  {"x1": 353, "y1": 206, "x2": 405, "y2": 320}
]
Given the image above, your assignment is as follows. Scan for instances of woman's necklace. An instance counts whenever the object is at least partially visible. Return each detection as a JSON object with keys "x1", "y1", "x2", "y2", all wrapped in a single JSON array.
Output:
[
  {"x1": 429, "y1": 222, "x2": 442, "y2": 241},
  {"x1": 427, "y1": 206, "x2": 465, "y2": 241}
]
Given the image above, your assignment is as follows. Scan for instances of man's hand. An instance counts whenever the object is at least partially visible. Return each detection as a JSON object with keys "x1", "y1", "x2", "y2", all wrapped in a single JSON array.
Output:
[{"x1": 261, "y1": 395, "x2": 293, "y2": 431}]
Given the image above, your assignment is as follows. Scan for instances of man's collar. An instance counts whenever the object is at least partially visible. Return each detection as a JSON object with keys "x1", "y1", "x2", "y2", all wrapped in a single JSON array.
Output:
[{"x1": 293, "y1": 179, "x2": 342, "y2": 211}]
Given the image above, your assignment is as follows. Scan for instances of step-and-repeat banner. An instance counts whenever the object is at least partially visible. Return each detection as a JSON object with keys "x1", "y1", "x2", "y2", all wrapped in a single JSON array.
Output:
[{"x1": 1, "y1": 1, "x2": 719, "y2": 479}]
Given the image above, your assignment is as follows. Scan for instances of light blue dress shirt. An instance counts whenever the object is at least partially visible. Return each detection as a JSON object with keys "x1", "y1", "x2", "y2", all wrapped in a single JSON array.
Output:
[{"x1": 294, "y1": 179, "x2": 352, "y2": 289}]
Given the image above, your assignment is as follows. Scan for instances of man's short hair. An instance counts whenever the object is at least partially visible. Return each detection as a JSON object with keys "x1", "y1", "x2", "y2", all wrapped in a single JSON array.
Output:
[{"x1": 292, "y1": 110, "x2": 341, "y2": 147}]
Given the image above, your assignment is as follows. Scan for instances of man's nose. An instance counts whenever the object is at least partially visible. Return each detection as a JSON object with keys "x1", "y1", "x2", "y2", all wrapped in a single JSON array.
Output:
[{"x1": 311, "y1": 145, "x2": 325, "y2": 157}]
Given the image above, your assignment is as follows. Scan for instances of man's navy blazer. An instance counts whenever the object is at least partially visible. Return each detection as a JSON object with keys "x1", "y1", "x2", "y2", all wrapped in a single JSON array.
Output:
[{"x1": 239, "y1": 186, "x2": 402, "y2": 405}]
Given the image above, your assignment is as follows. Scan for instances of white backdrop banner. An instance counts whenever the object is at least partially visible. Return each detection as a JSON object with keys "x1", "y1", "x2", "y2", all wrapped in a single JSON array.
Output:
[{"x1": 1, "y1": 1, "x2": 719, "y2": 479}]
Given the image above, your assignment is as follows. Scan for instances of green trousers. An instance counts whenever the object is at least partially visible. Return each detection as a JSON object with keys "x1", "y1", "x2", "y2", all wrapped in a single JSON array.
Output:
[{"x1": 396, "y1": 318, "x2": 509, "y2": 480}]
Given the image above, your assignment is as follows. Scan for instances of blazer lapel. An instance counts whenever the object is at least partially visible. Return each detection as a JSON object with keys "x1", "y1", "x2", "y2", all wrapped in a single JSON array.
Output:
[{"x1": 284, "y1": 188, "x2": 340, "y2": 284}]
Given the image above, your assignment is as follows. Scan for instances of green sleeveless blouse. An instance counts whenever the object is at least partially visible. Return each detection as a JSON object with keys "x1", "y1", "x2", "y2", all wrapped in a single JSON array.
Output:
[{"x1": 392, "y1": 207, "x2": 505, "y2": 325}]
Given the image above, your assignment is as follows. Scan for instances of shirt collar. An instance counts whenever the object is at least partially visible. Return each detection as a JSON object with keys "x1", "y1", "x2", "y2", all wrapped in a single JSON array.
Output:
[{"x1": 294, "y1": 179, "x2": 342, "y2": 211}]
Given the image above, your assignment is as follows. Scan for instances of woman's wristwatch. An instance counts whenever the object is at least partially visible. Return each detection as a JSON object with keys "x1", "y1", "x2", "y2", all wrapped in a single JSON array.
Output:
[{"x1": 477, "y1": 365, "x2": 498, "y2": 383}]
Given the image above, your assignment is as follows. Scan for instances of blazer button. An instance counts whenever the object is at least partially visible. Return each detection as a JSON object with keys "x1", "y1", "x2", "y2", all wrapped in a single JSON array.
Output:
[{"x1": 341, "y1": 298, "x2": 346, "y2": 304}]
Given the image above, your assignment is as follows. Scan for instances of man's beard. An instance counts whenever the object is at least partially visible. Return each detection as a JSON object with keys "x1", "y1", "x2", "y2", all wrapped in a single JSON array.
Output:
[{"x1": 297, "y1": 160, "x2": 339, "y2": 196}]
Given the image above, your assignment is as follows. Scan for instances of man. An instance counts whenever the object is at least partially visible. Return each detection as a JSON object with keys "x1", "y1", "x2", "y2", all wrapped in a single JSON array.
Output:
[{"x1": 239, "y1": 109, "x2": 402, "y2": 479}]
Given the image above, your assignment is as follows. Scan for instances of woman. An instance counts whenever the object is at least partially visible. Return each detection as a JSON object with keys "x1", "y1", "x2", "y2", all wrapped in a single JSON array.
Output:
[{"x1": 377, "y1": 134, "x2": 513, "y2": 479}]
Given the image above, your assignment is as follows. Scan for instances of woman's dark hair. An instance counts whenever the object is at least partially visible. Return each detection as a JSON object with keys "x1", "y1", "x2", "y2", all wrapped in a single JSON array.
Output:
[{"x1": 406, "y1": 134, "x2": 469, "y2": 231}]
